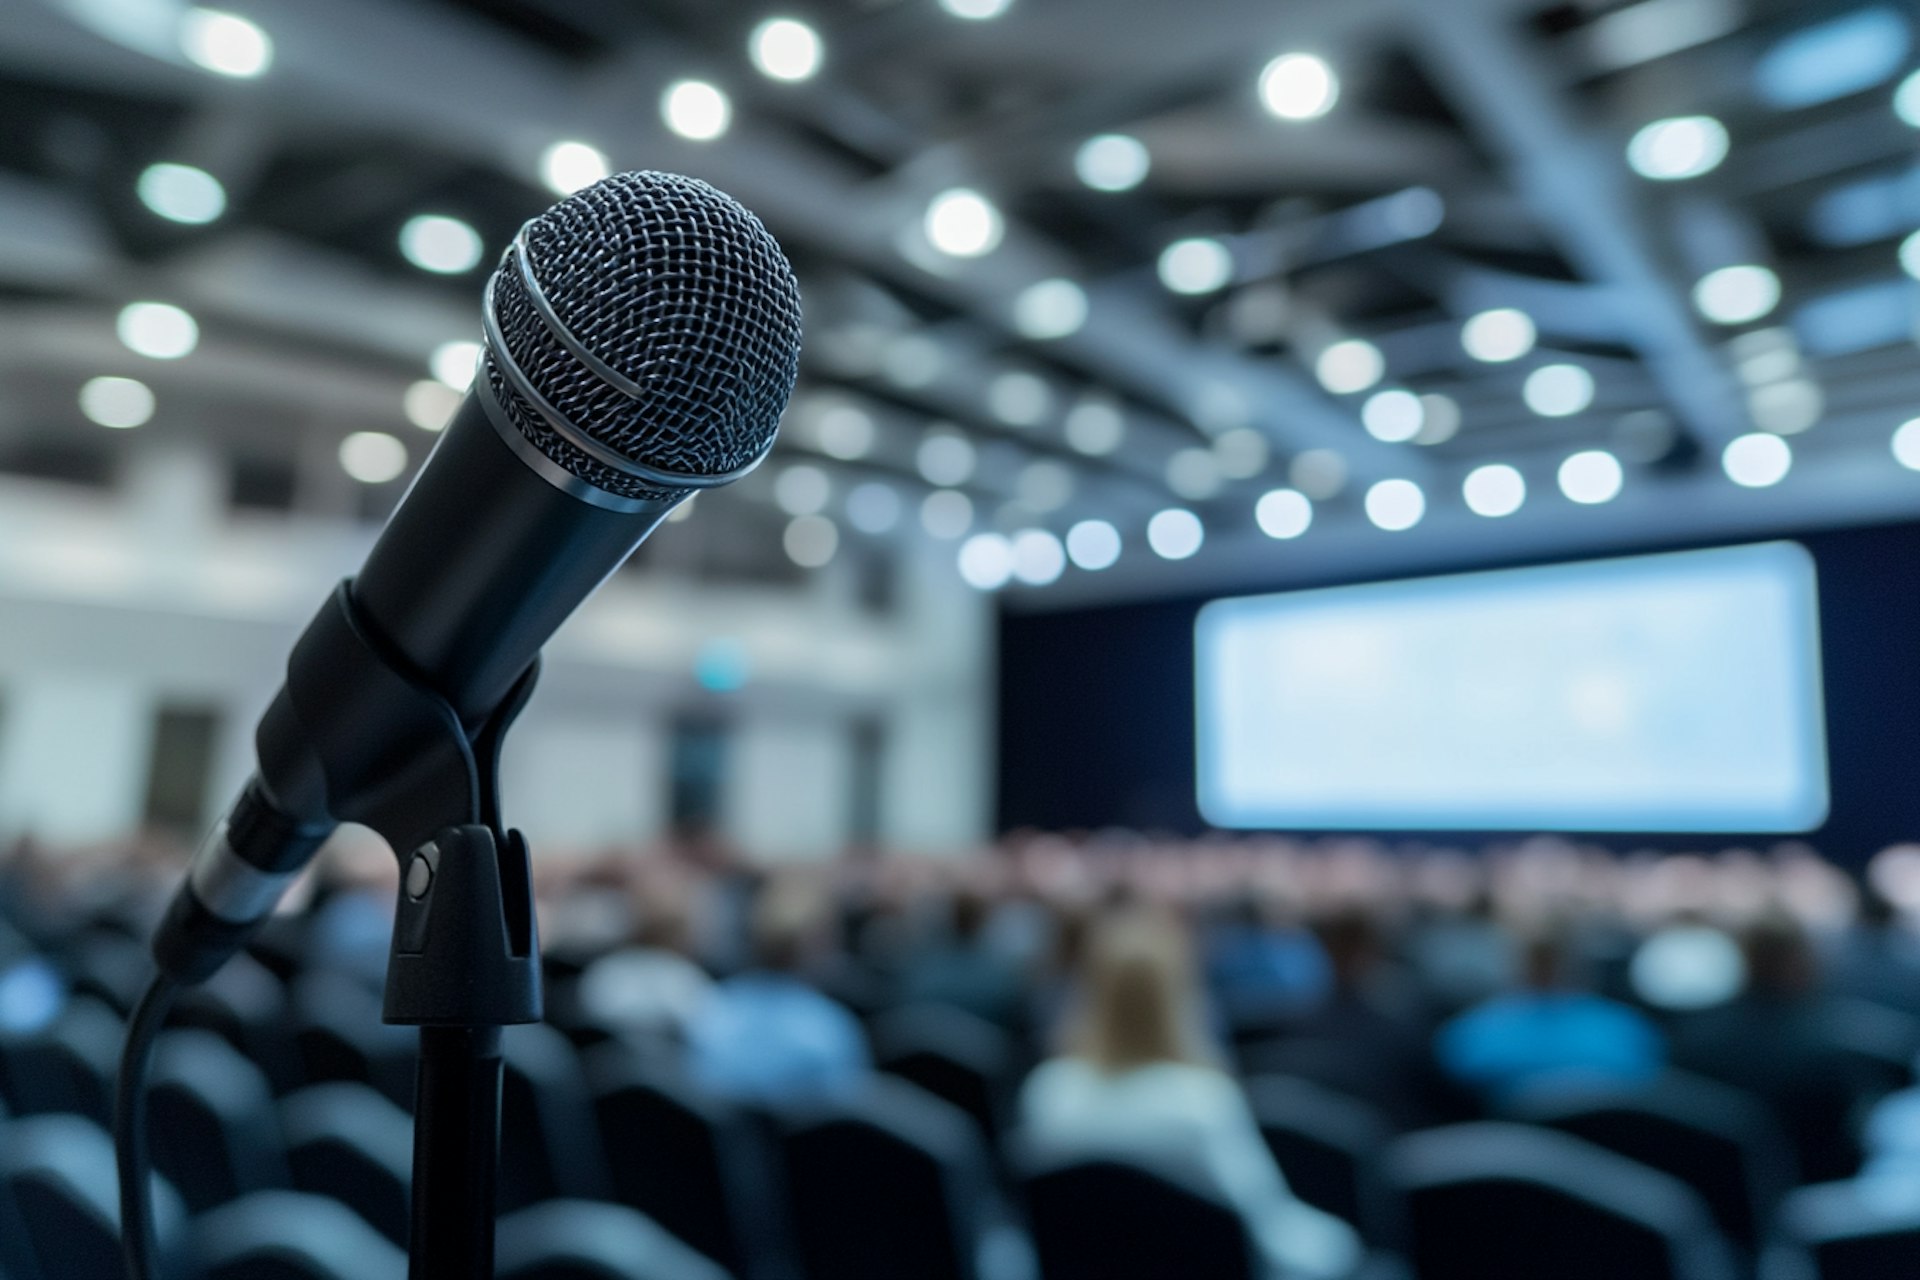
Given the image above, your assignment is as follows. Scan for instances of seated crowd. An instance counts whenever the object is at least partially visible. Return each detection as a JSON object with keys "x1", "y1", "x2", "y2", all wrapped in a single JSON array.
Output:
[{"x1": 4, "y1": 828, "x2": 1920, "y2": 1278}]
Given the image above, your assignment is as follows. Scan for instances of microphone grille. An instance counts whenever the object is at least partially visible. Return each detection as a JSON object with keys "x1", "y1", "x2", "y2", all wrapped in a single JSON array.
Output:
[{"x1": 487, "y1": 171, "x2": 803, "y2": 499}]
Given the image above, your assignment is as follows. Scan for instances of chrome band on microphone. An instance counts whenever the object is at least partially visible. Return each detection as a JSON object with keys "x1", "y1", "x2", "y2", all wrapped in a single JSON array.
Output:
[{"x1": 187, "y1": 821, "x2": 300, "y2": 925}]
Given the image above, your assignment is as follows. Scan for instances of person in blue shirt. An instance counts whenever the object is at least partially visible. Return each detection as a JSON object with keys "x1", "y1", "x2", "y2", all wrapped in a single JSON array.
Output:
[
  {"x1": 1434, "y1": 926, "x2": 1663, "y2": 1104},
  {"x1": 686, "y1": 875, "x2": 871, "y2": 1107}
]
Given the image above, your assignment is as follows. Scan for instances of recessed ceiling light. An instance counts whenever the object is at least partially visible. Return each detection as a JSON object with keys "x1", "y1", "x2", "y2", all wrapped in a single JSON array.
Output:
[
  {"x1": 79, "y1": 376, "x2": 155, "y2": 429},
  {"x1": 1075, "y1": 134, "x2": 1150, "y2": 192},
  {"x1": 1364, "y1": 478, "x2": 1425, "y2": 531},
  {"x1": 749, "y1": 17, "x2": 823, "y2": 81},
  {"x1": 1626, "y1": 115, "x2": 1728, "y2": 180},
  {"x1": 117, "y1": 302, "x2": 198, "y2": 360},
  {"x1": 1157, "y1": 238, "x2": 1233, "y2": 295},
  {"x1": 662, "y1": 80, "x2": 731, "y2": 141},
  {"x1": 136, "y1": 163, "x2": 226, "y2": 224},
  {"x1": 1558, "y1": 450, "x2": 1624, "y2": 504},
  {"x1": 924, "y1": 188, "x2": 1003, "y2": 257},
  {"x1": 921, "y1": 490, "x2": 974, "y2": 539},
  {"x1": 1314, "y1": 339, "x2": 1384, "y2": 394},
  {"x1": 399, "y1": 215, "x2": 482, "y2": 274},
  {"x1": 1461, "y1": 308, "x2": 1536, "y2": 363},
  {"x1": 1254, "y1": 488, "x2": 1312, "y2": 539},
  {"x1": 339, "y1": 431, "x2": 409, "y2": 484},
  {"x1": 1146, "y1": 508, "x2": 1204, "y2": 560},
  {"x1": 1066, "y1": 519, "x2": 1122, "y2": 570},
  {"x1": 1361, "y1": 389, "x2": 1424, "y2": 442},
  {"x1": 1722, "y1": 432, "x2": 1792, "y2": 488},
  {"x1": 1463, "y1": 463, "x2": 1525, "y2": 517},
  {"x1": 1523, "y1": 363, "x2": 1595, "y2": 417},
  {"x1": 403, "y1": 379, "x2": 461, "y2": 432},
  {"x1": 958, "y1": 532, "x2": 1015, "y2": 589},
  {"x1": 1013, "y1": 278, "x2": 1089, "y2": 338},
  {"x1": 784, "y1": 515, "x2": 839, "y2": 568},
  {"x1": 1258, "y1": 52, "x2": 1338, "y2": 120},
  {"x1": 539, "y1": 141, "x2": 610, "y2": 195},
  {"x1": 1011, "y1": 529, "x2": 1067, "y2": 586},
  {"x1": 1693, "y1": 265, "x2": 1781, "y2": 325},
  {"x1": 179, "y1": 8, "x2": 272, "y2": 78},
  {"x1": 430, "y1": 340, "x2": 481, "y2": 390}
]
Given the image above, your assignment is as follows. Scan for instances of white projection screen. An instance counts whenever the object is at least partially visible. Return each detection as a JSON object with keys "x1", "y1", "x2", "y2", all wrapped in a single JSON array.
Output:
[{"x1": 1195, "y1": 541, "x2": 1829, "y2": 832}]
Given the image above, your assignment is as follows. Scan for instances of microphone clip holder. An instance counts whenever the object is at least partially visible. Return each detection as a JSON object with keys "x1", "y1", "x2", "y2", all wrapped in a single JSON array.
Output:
[{"x1": 263, "y1": 582, "x2": 544, "y2": 1277}]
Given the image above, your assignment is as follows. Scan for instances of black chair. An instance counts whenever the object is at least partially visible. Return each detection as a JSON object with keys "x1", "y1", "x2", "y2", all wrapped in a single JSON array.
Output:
[
  {"x1": 780, "y1": 1076, "x2": 1003, "y2": 1280},
  {"x1": 872, "y1": 1005, "x2": 1015, "y2": 1148},
  {"x1": 150, "y1": 1027, "x2": 291, "y2": 1212},
  {"x1": 1773, "y1": 1178, "x2": 1920, "y2": 1280},
  {"x1": 290, "y1": 972, "x2": 416, "y2": 1107},
  {"x1": 1247, "y1": 1073, "x2": 1403, "y2": 1246},
  {"x1": 281, "y1": 1082, "x2": 414, "y2": 1246},
  {"x1": 588, "y1": 1049, "x2": 789, "y2": 1280},
  {"x1": 1509, "y1": 1071, "x2": 1795, "y2": 1255},
  {"x1": 1387, "y1": 1122, "x2": 1736, "y2": 1280},
  {"x1": 500, "y1": 1021, "x2": 611, "y2": 1212},
  {"x1": 496, "y1": 1200, "x2": 733, "y2": 1280},
  {"x1": 172, "y1": 950, "x2": 298, "y2": 1090},
  {"x1": 64, "y1": 929, "x2": 149, "y2": 1015},
  {"x1": 192, "y1": 1189, "x2": 407, "y2": 1280},
  {"x1": 0, "y1": 1103, "x2": 40, "y2": 1280},
  {"x1": 0, "y1": 1112, "x2": 184, "y2": 1279},
  {"x1": 0, "y1": 995, "x2": 120, "y2": 1122},
  {"x1": 1020, "y1": 1154, "x2": 1257, "y2": 1280}
]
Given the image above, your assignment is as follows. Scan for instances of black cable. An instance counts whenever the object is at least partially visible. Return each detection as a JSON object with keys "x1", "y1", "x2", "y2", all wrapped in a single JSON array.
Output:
[{"x1": 115, "y1": 973, "x2": 179, "y2": 1280}]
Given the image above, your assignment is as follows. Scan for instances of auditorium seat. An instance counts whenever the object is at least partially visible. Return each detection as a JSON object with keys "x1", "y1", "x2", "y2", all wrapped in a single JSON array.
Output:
[
  {"x1": 150, "y1": 1027, "x2": 291, "y2": 1212},
  {"x1": 281, "y1": 1082, "x2": 414, "y2": 1246},
  {"x1": 1773, "y1": 1179, "x2": 1920, "y2": 1280},
  {"x1": 779, "y1": 1076, "x2": 1010, "y2": 1280},
  {"x1": 0, "y1": 1112, "x2": 184, "y2": 1280},
  {"x1": 1509, "y1": 1071, "x2": 1794, "y2": 1254},
  {"x1": 0, "y1": 994, "x2": 119, "y2": 1122},
  {"x1": 589, "y1": 1050, "x2": 790, "y2": 1280},
  {"x1": 191, "y1": 1189, "x2": 405, "y2": 1280},
  {"x1": 1019, "y1": 1154, "x2": 1258, "y2": 1280},
  {"x1": 495, "y1": 1200, "x2": 732, "y2": 1280},
  {"x1": 1387, "y1": 1122, "x2": 1737, "y2": 1280},
  {"x1": 1247, "y1": 1073, "x2": 1403, "y2": 1246},
  {"x1": 64, "y1": 928, "x2": 148, "y2": 1015},
  {"x1": 500, "y1": 1021, "x2": 612, "y2": 1212},
  {"x1": 872, "y1": 1004, "x2": 1015, "y2": 1147},
  {"x1": 290, "y1": 972, "x2": 416, "y2": 1107},
  {"x1": 0, "y1": 1104, "x2": 39, "y2": 1280},
  {"x1": 171, "y1": 951, "x2": 297, "y2": 1089}
]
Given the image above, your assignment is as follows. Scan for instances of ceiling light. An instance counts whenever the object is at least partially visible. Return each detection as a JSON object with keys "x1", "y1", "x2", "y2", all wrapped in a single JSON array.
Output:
[
  {"x1": 1254, "y1": 488, "x2": 1312, "y2": 539},
  {"x1": 1749, "y1": 379, "x2": 1823, "y2": 434},
  {"x1": 774, "y1": 463, "x2": 830, "y2": 515},
  {"x1": 988, "y1": 371, "x2": 1050, "y2": 425},
  {"x1": 1066, "y1": 520, "x2": 1121, "y2": 570},
  {"x1": 922, "y1": 490, "x2": 974, "y2": 539},
  {"x1": 1463, "y1": 463, "x2": 1525, "y2": 517},
  {"x1": 1258, "y1": 52, "x2": 1338, "y2": 120},
  {"x1": 136, "y1": 163, "x2": 226, "y2": 224},
  {"x1": 1364, "y1": 478, "x2": 1424, "y2": 531},
  {"x1": 1157, "y1": 237, "x2": 1233, "y2": 295},
  {"x1": 1012, "y1": 530, "x2": 1067, "y2": 586},
  {"x1": 1147, "y1": 508, "x2": 1204, "y2": 560},
  {"x1": 1523, "y1": 363, "x2": 1595, "y2": 417},
  {"x1": 941, "y1": 0, "x2": 1013, "y2": 18},
  {"x1": 1361, "y1": 389, "x2": 1424, "y2": 442},
  {"x1": 1315, "y1": 339, "x2": 1384, "y2": 394},
  {"x1": 1013, "y1": 278, "x2": 1088, "y2": 339},
  {"x1": 1558, "y1": 450, "x2": 1624, "y2": 504},
  {"x1": 1893, "y1": 418, "x2": 1920, "y2": 470},
  {"x1": 784, "y1": 515, "x2": 839, "y2": 567},
  {"x1": 1075, "y1": 134, "x2": 1150, "y2": 192},
  {"x1": 847, "y1": 482, "x2": 902, "y2": 534},
  {"x1": 816, "y1": 404, "x2": 876, "y2": 459},
  {"x1": 399, "y1": 214, "x2": 482, "y2": 274},
  {"x1": 1167, "y1": 448, "x2": 1223, "y2": 500},
  {"x1": 1898, "y1": 69, "x2": 1920, "y2": 126},
  {"x1": 883, "y1": 334, "x2": 944, "y2": 388},
  {"x1": 1901, "y1": 228, "x2": 1920, "y2": 280},
  {"x1": 1414, "y1": 393, "x2": 1461, "y2": 444},
  {"x1": 117, "y1": 301, "x2": 198, "y2": 359},
  {"x1": 1722, "y1": 432, "x2": 1792, "y2": 488},
  {"x1": 78, "y1": 376, "x2": 154, "y2": 429},
  {"x1": 179, "y1": 8, "x2": 272, "y2": 77},
  {"x1": 924, "y1": 188, "x2": 1003, "y2": 258},
  {"x1": 1192, "y1": 382, "x2": 1251, "y2": 434},
  {"x1": 1065, "y1": 397, "x2": 1125, "y2": 455},
  {"x1": 958, "y1": 532, "x2": 1015, "y2": 589},
  {"x1": 339, "y1": 432, "x2": 409, "y2": 484},
  {"x1": 403, "y1": 379, "x2": 460, "y2": 431},
  {"x1": 662, "y1": 80, "x2": 731, "y2": 141},
  {"x1": 917, "y1": 430, "x2": 977, "y2": 486},
  {"x1": 1461, "y1": 308, "x2": 1536, "y2": 363},
  {"x1": 1288, "y1": 448, "x2": 1347, "y2": 498},
  {"x1": 1213, "y1": 428, "x2": 1270, "y2": 480},
  {"x1": 539, "y1": 141, "x2": 610, "y2": 195},
  {"x1": 1626, "y1": 116, "x2": 1728, "y2": 180},
  {"x1": 430, "y1": 340, "x2": 481, "y2": 390},
  {"x1": 1694, "y1": 265, "x2": 1781, "y2": 325},
  {"x1": 1017, "y1": 460, "x2": 1074, "y2": 512},
  {"x1": 749, "y1": 17, "x2": 822, "y2": 81}
]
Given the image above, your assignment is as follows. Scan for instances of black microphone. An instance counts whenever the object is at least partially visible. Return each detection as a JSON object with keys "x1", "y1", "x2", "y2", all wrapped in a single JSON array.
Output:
[{"x1": 151, "y1": 171, "x2": 803, "y2": 982}]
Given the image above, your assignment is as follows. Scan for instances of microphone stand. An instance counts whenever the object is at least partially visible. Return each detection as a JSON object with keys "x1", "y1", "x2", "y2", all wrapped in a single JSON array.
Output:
[{"x1": 261, "y1": 584, "x2": 543, "y2": 1278}]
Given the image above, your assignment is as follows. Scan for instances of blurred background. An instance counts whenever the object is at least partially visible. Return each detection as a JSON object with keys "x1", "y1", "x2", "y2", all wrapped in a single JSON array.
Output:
[{"x1": 2, "y1": 0, "x2": 1920, "y2": 1276}]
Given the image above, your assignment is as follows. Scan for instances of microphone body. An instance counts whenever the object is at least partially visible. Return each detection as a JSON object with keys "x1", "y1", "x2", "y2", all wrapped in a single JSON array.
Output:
[{"x1": 150, "y1": 171, "x2": 801, "y2": 982}]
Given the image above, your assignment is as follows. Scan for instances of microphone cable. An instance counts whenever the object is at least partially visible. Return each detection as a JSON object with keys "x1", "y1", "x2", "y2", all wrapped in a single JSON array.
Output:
[{"x1": 115, "y1": 972, "x2": 180, "y2": 1280}]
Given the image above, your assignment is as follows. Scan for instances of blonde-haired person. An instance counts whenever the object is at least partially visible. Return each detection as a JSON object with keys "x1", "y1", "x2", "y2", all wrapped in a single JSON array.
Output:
[{"x1": 1018, "y1": 907, "x2": 1361, "y2": 1279}]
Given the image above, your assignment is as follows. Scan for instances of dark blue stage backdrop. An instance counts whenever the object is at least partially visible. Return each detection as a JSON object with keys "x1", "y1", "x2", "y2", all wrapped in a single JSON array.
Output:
[{"x1": 997, "y1": 518, "x2": 1920, "y2": 868}]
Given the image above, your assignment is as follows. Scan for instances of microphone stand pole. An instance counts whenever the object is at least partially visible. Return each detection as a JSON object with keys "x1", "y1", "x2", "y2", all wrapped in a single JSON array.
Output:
[{"x1": 259, "y1": 585, "x2": 544, "y2": 1277}]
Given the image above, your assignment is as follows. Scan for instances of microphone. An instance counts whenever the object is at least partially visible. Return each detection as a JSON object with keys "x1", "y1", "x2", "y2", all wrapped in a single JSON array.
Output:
[{"x1": 151, "y1": 171, "x2": 803, "y2": 982}]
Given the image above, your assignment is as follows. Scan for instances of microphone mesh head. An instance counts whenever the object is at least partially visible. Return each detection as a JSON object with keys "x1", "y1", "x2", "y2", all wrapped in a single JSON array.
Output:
[{"x1": 486, "y1": 171, "x2": 802, "y2": 499}]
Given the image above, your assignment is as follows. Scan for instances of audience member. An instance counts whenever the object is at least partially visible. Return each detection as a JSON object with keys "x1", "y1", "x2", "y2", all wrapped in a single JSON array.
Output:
[
  {"x1": 577, "y1": 876, "x2": 714, "y2": 1044},
  {"x1": 898, "y1": 886, "x2": 1029, "y2": 1029},
  {"x1": 1018, "y1": 907, "x2": 1361, "y2": 1280}
]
